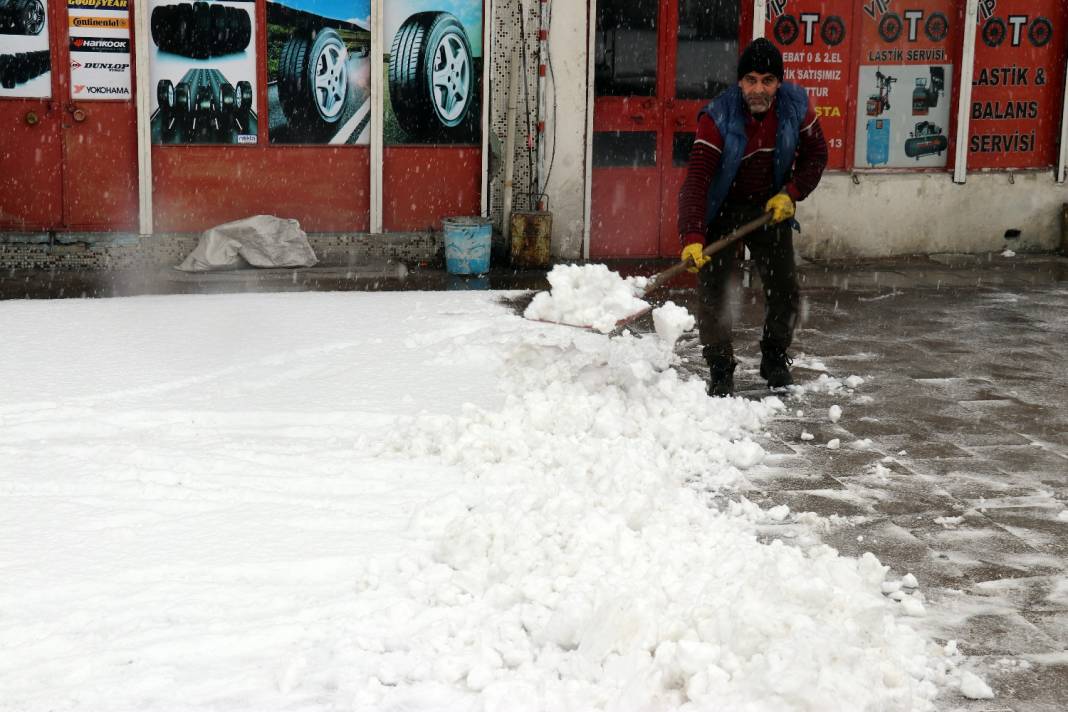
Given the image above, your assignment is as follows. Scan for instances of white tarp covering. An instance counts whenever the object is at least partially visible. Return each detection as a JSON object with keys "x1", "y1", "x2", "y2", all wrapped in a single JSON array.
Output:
[{"x1": 176, "y1": 215, "x2": 318, "y2": 272}]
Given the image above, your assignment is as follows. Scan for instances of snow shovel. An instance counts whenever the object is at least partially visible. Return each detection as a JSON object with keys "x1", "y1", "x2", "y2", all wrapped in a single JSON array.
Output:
[
  {"x1": 525, "y1": 211, "x2": 774, "y2": 335},
  {"x1": 602, "y1": 211, "x2": 775, "y2": 335}
]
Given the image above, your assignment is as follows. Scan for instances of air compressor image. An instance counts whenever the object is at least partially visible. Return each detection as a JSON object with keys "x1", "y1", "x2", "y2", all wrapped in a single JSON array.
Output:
[
  {"x1": 904, "y1": 120, "x2": 948, "y2": 159},
  {"x1": 866, "y1": 118, "x2": 890, "y2": 166},
  {"x1": 854, "y1": 64, "x2": 952, "y2": 168},
  {"x1": 912, "y1": 66, "x2": 945, "y2": 116}
]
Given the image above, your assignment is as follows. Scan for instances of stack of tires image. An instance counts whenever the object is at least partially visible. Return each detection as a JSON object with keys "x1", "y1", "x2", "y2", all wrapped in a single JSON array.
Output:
[
  {"x1": 388, "y1": 12, "x2": 474, "y2": 140},
  {"x1": 151, "y1": 1, "x2": 252, "y2": 58},
  {"x1": 0, "y1": 0, "x2": 45, "y2": 35},
  {"x1": 277, "y1": 27, "x2": 348, "y2": 137},
  {"x1": 157, "y1": 70, "x2": 252, "y2": 137},
  {"x1": 0, "y1": 49, "x2": 50, "y2": 88}
]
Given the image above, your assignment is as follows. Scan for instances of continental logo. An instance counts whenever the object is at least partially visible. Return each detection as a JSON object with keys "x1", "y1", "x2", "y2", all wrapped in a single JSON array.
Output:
[
  {"x1": 70, "y1": 36, "x2": 130, "y2": 52},
  {"x1": 73, "y1": 84, "x2": 130, "y2": 95},
  {"x1": 70, "y1": 15, "x2": 129, "y2": 29},
  {"x1": 67, "y1": 0, "x2": 128, "y2": 9}
]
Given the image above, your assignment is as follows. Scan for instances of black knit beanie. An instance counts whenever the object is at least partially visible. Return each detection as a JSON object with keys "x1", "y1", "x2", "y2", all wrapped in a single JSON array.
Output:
[{"x1": 737, "y1": 38, "x2": 784, "y2": 81}]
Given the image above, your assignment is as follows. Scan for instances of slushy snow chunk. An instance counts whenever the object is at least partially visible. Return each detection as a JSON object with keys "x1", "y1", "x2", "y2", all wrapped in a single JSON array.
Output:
[
  {"x1": 652, "y1": 301, "x2": 695, "y2": 345},
  {"x1": 524, "y1": 264, "x2": 649, "y2": 333}
]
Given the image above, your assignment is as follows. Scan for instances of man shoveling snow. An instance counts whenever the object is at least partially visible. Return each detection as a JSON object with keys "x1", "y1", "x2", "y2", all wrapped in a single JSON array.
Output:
[{"x1": 678, "y1": 38, "x2": 828, "y2": 396}]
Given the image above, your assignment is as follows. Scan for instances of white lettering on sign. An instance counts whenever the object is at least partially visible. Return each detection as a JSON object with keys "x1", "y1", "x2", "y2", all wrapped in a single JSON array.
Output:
[{"x1": 800, "y1": 13, "x2": 820, "y2": 44}]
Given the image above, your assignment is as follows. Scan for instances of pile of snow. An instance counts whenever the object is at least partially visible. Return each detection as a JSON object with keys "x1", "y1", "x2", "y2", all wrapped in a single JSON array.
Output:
[
  {"x1": 524, "y1": 264, "x2": 650, "y2": 333},
  {"x1": 960, "y1": 670, "x2": 995, "y2": 699},
  {"x1": 651, "y1": 300, "x2": 695, "y2": 345},
  {"x1": 0, "y1": 292, "x2": 953, "y2": 711}
]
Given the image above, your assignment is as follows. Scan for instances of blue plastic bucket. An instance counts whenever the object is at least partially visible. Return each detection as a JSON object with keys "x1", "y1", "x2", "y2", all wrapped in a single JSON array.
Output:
[{"x1": 442, "y1": 217, "x2": 492, "y2": 275}]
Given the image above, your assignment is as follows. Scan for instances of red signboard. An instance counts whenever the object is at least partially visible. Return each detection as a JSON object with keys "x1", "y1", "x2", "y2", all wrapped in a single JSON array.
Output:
[
  {"x1": 767, "y1": 0, "x2": 854, "y2": 169},
  {"x1": 969, "y1": 0, "x2": 1068, "y2": 169},
  {"x1": 853, "y1": 0, "x2": 959, "y2": 169}
]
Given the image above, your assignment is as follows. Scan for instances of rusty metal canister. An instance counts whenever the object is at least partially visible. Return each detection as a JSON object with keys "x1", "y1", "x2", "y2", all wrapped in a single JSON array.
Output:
[{"x1": 509, "y1": 198, "x2": 552, "y2": 268}]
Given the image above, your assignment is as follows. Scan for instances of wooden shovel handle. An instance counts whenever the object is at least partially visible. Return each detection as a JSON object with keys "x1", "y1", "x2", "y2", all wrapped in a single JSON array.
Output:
[{"x1": 643, "y1": 212, "x2": 775, "y2": 295}]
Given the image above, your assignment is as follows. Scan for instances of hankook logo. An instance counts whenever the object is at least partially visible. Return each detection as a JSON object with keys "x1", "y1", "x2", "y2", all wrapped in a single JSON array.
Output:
[{"x1": 70, "y1": 37, "x2": 130, "y2": 52}]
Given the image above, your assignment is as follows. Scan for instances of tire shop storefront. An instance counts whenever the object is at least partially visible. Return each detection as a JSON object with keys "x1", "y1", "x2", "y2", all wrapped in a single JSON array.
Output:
[
  {"x1": 5, "y1": 0, "x2": 1068, "y2": 261},
  {"x1": 0, "y1": 0, "x2": 484, "y2": 238},
  {"x1": 586, "y1": 0, "x2": 1068, "y2": 259}
]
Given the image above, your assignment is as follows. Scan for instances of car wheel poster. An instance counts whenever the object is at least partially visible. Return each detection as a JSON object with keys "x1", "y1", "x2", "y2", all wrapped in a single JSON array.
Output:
[
  {"x1": 854, "y1": 1, "x2": 957, "y2": 168},
  {"x1": 266, "y1": 0, "x2": 370, "y2": 144},
  {"x1": 149, "y1": 0, "x2": 258, "y2": 145},
  {"x1": 384, "y1": 0, "x2": 482, "y2": 145},
  {"x1": 0, "y1": 0, "x2": 51, "y2": 98}
]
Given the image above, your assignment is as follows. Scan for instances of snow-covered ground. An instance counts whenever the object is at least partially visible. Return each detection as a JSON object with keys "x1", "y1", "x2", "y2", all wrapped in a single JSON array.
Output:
[{"x1": 0, "y1": 290, "x2": 959, "y2": 710}]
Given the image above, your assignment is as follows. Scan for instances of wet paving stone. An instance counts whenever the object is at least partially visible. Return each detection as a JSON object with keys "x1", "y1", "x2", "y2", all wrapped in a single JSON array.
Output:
[{"x1": 744, "y1": 260, "x2": 1068, "y2": 711}]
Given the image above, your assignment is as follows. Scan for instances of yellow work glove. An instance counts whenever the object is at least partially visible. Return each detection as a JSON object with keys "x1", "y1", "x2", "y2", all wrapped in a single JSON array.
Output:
[
  {"x1": 765, "y1": 192, "x2": 796, "y2": 224},
  {"x1": 681, "y1": 243, "x2": 709, "y2": 273}
]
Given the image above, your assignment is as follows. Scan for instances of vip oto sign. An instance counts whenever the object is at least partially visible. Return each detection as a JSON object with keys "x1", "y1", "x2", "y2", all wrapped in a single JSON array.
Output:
[
  {"x1": 68, "y1": 0, "x2": 131, "y2": 100},
  {"x1": 853, "y1": 0, "x2": 958, "y2": 169},
  {"x1": 969, "y1": 0, "x2": 1067, "y2": 169},
  {"x1": 767, "y1": 0, "x2": 853, "y2": 169}
]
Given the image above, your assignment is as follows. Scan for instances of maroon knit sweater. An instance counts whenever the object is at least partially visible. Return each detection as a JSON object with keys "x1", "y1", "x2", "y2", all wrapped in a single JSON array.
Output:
[{"x1": 678, "y1": 98, "x2": 828, "y2": 246}]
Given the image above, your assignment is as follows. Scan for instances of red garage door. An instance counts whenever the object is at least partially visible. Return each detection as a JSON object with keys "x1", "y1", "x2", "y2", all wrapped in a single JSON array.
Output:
[
  {"x1": 590, "y1": 0, "x2": 745, "y2": 259},
  {"x1": 0, "y1": 0, "x2": 138, "y2": 231}
]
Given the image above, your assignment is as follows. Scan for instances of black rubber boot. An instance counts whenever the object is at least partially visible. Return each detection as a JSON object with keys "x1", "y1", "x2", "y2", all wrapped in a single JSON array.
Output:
[
  {"x1": 759, "y1": 339, "x2": 794, "y2": 388},
  {"x1": 703, "y1": 344, "x2": 737, "y2": 397}
]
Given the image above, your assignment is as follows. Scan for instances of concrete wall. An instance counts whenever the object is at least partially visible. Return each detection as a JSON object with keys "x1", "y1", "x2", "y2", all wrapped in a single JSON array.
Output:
[
  {"x1": 799, "y1": 171, "x2": 1066, "y2": 258},
  {"x1": 541, "y1": 1, "x2": 589, "y2": 259}
]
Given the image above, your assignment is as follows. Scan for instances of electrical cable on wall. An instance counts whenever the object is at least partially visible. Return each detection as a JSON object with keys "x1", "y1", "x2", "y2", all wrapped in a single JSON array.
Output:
[
  {"x1": 544, "y1": 0, "x2": 558, "y2": 193},
  {"x1": 517, "y1": 0, "x2": 537, "y2": 210}
]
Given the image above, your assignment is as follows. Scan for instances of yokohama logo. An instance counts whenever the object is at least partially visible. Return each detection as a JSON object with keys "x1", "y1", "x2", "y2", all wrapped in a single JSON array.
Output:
[{"x1": 75, "y1": 85, "x2": 130, "y2": 95}]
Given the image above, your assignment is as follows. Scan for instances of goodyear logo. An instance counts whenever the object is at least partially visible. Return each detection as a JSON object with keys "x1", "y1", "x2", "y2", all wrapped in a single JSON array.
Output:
[
  {"x1": 67, "y1": 0, "x2": 128, "y2": 9},
  {"x1": 70, "y1": 16, "x2": 129, "y2": 29}
]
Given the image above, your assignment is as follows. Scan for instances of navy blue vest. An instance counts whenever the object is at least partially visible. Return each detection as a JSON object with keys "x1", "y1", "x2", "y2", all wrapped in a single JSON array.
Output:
[{"x1": 699, "y1": 82, "x2": 810, "y2": 228}]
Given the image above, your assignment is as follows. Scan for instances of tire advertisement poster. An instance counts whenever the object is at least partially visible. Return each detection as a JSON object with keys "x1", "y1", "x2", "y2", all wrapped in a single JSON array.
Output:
[
  {"x1": 969, "y1": 0, "x2": 1066, "y2": 170},
  {"x1": 68, "y1": 0, "x2": 132, "y2": 101},
  {"x1": 0, "y1": 0, "x2": 51, "y2": 98},
  {"x1": 767, "y1": 0, "x2": 852, "y2": 169},
  {"x1": 149, "y1": 0, "x2": 258, "y2": 145},
  {"x1": 384, "y1": 0, "x2": 481, "y2": 145},
  {"x1": 266, "y1": 0, "x2": 371, "y2": 144},
  {"x1": 853, "y1": 0, "x2": 957, "y2": 169}
]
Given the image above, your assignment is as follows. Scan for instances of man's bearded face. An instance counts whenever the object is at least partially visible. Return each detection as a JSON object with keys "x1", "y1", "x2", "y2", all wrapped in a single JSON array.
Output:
[{"x1": 739, "y1": 71, "x2": 781, "y2": 114}]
